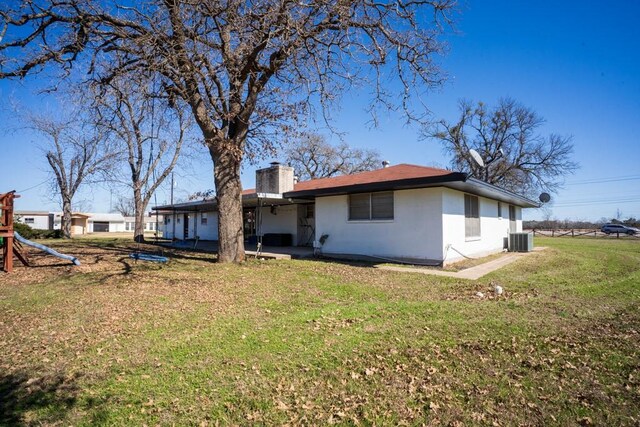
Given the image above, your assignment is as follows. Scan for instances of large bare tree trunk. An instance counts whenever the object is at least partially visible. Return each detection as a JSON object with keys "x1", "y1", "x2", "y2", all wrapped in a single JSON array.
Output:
[
  {"x1": 133, "y1": 188, "x2": 145, "y2": 243},
  {"x1": 210, "y1": 145, "x2": 245, "y2": 263},
  {"x1": 62, "y1": 197, "x2": 72, "y2": 239}
]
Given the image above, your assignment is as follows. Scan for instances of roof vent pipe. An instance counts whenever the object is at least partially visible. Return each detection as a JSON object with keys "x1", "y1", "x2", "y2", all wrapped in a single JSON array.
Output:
[{"x1": 382, "y1": 160, "x2": 390, "y2": 168}]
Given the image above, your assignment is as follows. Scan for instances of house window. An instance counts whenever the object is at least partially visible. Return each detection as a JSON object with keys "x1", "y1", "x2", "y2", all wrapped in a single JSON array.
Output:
[
  {"x1": 24, "y1": 217, "x2": 35, "y2": 224},
  {"x1": 348, "y1": 191, "x2": 394, "y2": 221},
  {"x1": 497, "y1": 202, "x2": 502, "y2": 219},
  {"x1": 464, "y1": 194, "x2": 481, "y2": 238},
  {"x1": 201, "y1": 213, "x2": 208, "y2": 225},
  {"x1": 509, "y1": 205, "x2": 516, "y2": 222},
  {"x1": 165, "y1": 217, "x2": 171, "y2": 225}
]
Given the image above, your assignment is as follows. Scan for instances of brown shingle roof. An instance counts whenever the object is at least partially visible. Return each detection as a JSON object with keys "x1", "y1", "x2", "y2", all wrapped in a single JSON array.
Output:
[
  {"x1": 243, "y1": 164, "x2": 457, "y2": 196},
  {"x1": 292, "y1": 164, "x2": 454, "y2": 192}
]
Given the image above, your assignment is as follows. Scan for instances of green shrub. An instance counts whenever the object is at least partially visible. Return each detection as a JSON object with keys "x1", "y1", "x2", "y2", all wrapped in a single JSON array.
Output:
[
  {"x1": 9, "y1": 223, "x2": 63, "y2": 240},
  {"x1": 13, "y1": 222, "x2": 37, "y2": 239}
]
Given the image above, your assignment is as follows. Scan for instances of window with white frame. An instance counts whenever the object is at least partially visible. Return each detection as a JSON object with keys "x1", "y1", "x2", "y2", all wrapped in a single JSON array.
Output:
[
  {"x1": 348, "y1": 191, "x2": 394, "y2": 221},
  {"x1": 464, "y1": 194, "x2": 481, "y2": 238},
  {"x1": 24, "y1": 217, "x2": 35, "y2": 224},
  {"x1": 201, "y1": 213, "x2": 208, "y2": 225},
  {"x1": 497, "y1": 201, "x2": 502, "y2": 219}
]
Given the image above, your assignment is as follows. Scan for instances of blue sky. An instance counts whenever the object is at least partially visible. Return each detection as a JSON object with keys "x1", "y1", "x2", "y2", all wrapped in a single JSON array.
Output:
[{"x1": 1, "y1": 0, "x2": 639, "y2": 221}]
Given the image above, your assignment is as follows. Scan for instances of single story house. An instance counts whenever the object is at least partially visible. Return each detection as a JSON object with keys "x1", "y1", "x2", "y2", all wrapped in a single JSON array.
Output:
[
  {"x1": 52, "y1": 213, "x2": 126, "y2": 234},
  {"x1": 154, "y1": 162, "x2": 538, "y2": 265},
  {"x1": 123, "y1": 214, "x2": 164, "y2": 234}
]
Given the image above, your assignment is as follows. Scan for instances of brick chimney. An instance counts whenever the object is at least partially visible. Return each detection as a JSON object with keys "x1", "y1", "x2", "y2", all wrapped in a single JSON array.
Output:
[{"x1": 256, "y1": 162, "x2": 294, "y2": 195}]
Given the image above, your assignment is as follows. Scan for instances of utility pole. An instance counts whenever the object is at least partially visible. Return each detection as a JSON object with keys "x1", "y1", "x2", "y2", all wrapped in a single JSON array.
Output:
[{"x1": 171, "y1": 172, "x2": 175, "y2": 241}]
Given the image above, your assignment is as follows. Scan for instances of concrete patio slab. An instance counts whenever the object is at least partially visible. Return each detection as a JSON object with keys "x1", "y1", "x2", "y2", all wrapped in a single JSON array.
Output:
[{"x1": 160, "y1": 239, "x2": 315, "y2": 260}]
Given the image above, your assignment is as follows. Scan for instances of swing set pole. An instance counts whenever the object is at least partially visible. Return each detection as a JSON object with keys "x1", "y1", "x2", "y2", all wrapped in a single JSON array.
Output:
[{"x1": 0, "y1": 191, "x2": 19, "y2": 273}]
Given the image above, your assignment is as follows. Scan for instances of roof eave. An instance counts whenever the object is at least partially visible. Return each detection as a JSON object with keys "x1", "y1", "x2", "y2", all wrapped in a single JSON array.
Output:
[{"x1": 449, "y1": 178, "x2": 539, "y2": 208}]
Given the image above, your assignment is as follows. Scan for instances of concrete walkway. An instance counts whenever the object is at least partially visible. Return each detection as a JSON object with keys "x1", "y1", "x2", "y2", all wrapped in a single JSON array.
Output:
[{"x1": 375, "y1": 247, "x2": 546, "y2": 280}]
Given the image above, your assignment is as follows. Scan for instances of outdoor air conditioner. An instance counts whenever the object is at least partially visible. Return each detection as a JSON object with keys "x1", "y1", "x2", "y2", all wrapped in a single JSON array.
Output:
[{"x1": 508, "y1": 232, "x2": 533, "y2": 252}]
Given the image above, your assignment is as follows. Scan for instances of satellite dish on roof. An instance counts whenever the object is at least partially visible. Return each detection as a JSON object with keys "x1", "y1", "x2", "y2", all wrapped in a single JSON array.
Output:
[
  {"x1": 469, "y1": 149, "x2": 485, "y2": 168},
  {"x1": 539, "y1": 192, "x2": 551, "y2": 203}
]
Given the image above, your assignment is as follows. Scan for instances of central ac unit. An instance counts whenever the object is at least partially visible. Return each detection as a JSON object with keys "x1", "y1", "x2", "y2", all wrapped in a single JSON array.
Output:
[{"x1": 508, "y1": 232, "x2": 533, "y2": 252}]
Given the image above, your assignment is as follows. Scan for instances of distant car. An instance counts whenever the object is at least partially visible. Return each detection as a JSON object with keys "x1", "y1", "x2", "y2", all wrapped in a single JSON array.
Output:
[{"x1": 601, "y1": 224, "x2": 639, "y2": 235}]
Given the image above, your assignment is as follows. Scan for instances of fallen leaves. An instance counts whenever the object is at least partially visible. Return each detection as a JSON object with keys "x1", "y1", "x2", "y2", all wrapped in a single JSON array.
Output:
[{"x1": 1, "y1": 238, "x2": 639, "y2": 425}]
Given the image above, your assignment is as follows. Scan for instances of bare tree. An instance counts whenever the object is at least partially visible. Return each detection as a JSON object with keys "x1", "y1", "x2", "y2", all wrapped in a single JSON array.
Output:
[
  {"x1": 112, "y1": 196, "x2": 135, "y2": 217},
  {"x1": 27, "y1": 113, "x2": 114, "y2": 238},
  {"x1": 285, "y1": 133, "x2": 381, "y2": 180},
  {"x1": 0, "y1": 0, "x2": 456, "y2": 262},
  {"x1": 93, "y1": 74, "x2": 189, "y2": 242},
  {"x1": 423, "y1": 98, "x2": 578, "y2": 197}
]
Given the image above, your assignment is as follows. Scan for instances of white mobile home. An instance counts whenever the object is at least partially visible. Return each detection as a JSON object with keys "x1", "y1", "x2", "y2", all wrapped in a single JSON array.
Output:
[
  {"x1": 155, "y1": 163, "x2": 537, "y2": 265},
  {"x1": 14, "y1": 211, "x2": 53, "y2": 230}
]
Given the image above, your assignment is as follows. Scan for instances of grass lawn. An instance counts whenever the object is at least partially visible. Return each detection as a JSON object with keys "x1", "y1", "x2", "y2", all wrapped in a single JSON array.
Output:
[{"x1": 0, "y1": 237, "x2": 638, "y2": 426}]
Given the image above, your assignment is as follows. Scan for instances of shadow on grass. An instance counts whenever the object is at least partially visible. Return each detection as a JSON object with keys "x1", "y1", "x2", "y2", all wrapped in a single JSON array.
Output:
[
  {"x1": 28, "y1": 262, "x2": 78, "y2": 269},
  {"x1": 0, "y1": 371, "x2": 80, "y2": 426},
  {"x1": 80, "y1": 241, "x2": 219, "y2": 264}
]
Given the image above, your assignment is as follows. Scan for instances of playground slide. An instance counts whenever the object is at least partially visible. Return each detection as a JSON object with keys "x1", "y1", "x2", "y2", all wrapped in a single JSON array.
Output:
[{"x1": 13, "y1": 232, "x2": 81, "y2": 266}]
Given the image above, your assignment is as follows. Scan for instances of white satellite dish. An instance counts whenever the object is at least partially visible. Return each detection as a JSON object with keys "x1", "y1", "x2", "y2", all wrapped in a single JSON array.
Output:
[
  {"x1": 539, "y1": 192, "x2": 551, "y2": 203},
  {"x1": 469, "y1": 149, "x2": 485, "y2": 168}
]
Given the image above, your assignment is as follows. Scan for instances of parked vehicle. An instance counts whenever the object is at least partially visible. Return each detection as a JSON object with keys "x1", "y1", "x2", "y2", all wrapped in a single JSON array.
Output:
[{"x1": 601, "y1": 224, "x2": 639, "y2": 235}]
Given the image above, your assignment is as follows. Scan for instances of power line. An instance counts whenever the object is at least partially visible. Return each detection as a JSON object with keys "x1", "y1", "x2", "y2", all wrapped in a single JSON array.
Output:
[
  {"x1": 17, "y1": 179, "x2": 49, "y2": 193},
  {"x1": 554, "y1": 194, "x2": 640, "y2": 204},
  {"x1": 565, "y1": 175, "x2": 640, "y2": 185},
  {"x1": 554, "y1": 199, "x2": 640, "y2": 207}
]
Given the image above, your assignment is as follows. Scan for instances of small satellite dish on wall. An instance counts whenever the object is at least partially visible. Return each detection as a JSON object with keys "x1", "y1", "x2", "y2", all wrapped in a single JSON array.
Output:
[
  {"x1": 539, "y1": 192, "x2": 551, "y2": 203},
  {"x1": 469, "y1": 149, "x2": 485, "y2": 168}
]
